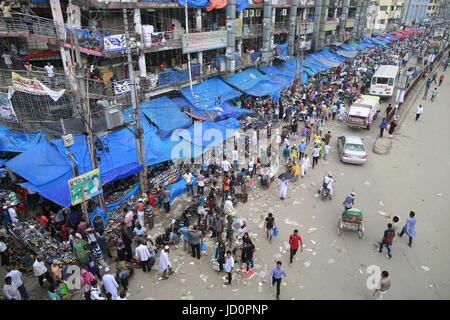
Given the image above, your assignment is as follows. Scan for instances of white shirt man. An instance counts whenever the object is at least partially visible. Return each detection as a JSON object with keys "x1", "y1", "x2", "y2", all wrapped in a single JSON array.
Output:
[
  {"x1": 3, "y1": 281, "x2": 21, "y2": 300},
  {"x1": 5, "y1": 269, "x2": 23, "y2": 289},
  {"x1": 223, "y1": 198, "x2": 233, "y2": 211},
  {"x1": 2, "y1": 53, "x2": 12, "y2": 69},
  {"x1": 44, "y1": 63, "x2": 55, "y2": 77},
  {"x1": 90, "y1": 284, "x2": 104, "y2": 300},
  {"x1": 224, "y1": 253, "x2": 234, "y2": 273},
  {"x1": 8, "y1": 207, "x2": 18, "y2": 224},
  {"x1": 33, "y1": 259, "x2": 48, "y2": 277},
  {"x1": 232, "y1": 150, "x2": 239, "y2": 162},
  {"x1": 320, "y1": 175, "x2": 334, "y2": 195},
  {"x1": 183, "y1": 172, "x2": 193, "y2": 186},
  {"x1": 221, "y1": 159, "x2": 231, "y2": 173},
  {"x1": 135, "y1": 243, "x2": 151, "y2": 262},
  {"x1": 102, "y1": 268, "x2": 119, "y2": 300},
  {"x1": 159, "y1": 247, "x2": 172, "y2": 275},
  {"x1": 283, "y1": 137, "x2": 289, "y2": 149}
]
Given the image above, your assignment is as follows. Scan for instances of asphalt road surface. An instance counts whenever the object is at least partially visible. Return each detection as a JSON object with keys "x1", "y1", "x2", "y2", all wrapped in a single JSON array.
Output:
[{"x1": 2, "y1": 62, "x2": 448, "y2": 301}]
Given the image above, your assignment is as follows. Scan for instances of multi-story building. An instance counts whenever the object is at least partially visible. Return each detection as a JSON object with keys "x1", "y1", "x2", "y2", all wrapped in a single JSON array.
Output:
[
  {"x1": 0, "y1": 0, "x2": 370, "y2": 131},
  {"x1": 373, "y1": 0, "x2": 405, "y2": 32},
  {"x1": 402, "y1": 0, "x2": 431, "y2": 25},
  {"x1": 426, "y1": 0, "x2": 443, "y2": 18}
]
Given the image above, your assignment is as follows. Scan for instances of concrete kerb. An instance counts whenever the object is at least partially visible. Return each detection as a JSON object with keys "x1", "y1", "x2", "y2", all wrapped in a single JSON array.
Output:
[{"x1": 372, "y1": 51, "x2": 447, "y2": 155}]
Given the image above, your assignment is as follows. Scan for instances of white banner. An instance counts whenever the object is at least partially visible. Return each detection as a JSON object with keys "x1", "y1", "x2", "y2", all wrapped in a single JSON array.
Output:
[
  {"x1": 113, "y1": 80, "x2": 131, "y2": 96},
  {"x1": 104, "y1": 34, "x2": 127, "y2": 53},
  {"x1": 0, "y1": 89, "x2": 18, "y2": 123},
  {"x1": 11, "y1": 72, "x2": 65, "y2": 102}
]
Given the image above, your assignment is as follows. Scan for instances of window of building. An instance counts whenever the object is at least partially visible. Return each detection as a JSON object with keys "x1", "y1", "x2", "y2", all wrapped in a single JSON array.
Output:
[
  {"x1": 391, "y1": 6, "x2": 394, "y2": 11},
  {"x1": 379, "y1": 19, "x2": 386, "y2": 24},
  {"x1": 380, "y1": 6, "x2": 388, "y2": 11}
]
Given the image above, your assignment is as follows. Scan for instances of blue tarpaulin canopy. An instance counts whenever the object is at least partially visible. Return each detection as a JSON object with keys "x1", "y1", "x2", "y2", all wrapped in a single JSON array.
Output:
[
  {"x1": 175, "y1": 118, "x2": 240, "y2": 148},
  {"x1": 0, "y1": 125, "x2": 46, "y2": 153},
  {"x1": 140, "y1": 96, "x2": 192, "y2": 133},
  {"x1": 180, "y1": 77, "x2": 242, "y2": 110},
  {"x1": 0, "y1": 159, "x2": 6, "y2": 167},
  {"x1": 172, "y1": 98, "x2": 253, "y2": 121},
  {"x1": 158, "y1": 64, "x2": 200, "y2": 86},
  {"x1": 222, "y1": 67, "x2": 282, "y2": 98}
]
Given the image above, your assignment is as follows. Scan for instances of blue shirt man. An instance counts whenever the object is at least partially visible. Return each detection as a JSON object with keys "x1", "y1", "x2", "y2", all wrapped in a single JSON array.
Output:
[
  {"x1": 298, "y1": 141, "x2": 307, "y2": 154},
  {"x1": 178, "y1": 227, "x2": 190, "y2": 241},
  {"x1": 344, "y1": 193, "x2": 355, "y2": 209},
  {"x1": 270, "y1": 261, "x2": 287, "y2": 300},
  {"x1": 380, "y1": 120, "x2": 387, "y2": 129}
]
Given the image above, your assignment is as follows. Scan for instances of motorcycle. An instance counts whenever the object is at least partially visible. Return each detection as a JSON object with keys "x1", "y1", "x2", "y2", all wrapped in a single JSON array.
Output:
[{"x1": 320, "y1": 187, "x2": 332, "y2": 201}]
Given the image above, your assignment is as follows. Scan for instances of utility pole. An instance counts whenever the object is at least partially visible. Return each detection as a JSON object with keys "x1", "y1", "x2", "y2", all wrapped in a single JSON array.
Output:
[
  {"x1": 294, "y1": 12, "x2": 307, "y2": 87},
  {"x1": 67, "y1": 0, "x2": 97, "y2": 172},
  {"x1": 123, "y1": 8, "x2": 147, "y2": 195}
]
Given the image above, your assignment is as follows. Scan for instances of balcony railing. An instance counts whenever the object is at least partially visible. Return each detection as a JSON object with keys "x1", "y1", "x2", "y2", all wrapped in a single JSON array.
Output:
[
  {"x1": 0, "y1": 68, "x2": 68, "y2": 91},
  {"x1": 0, "y1": 12, "x2": 57, "y2": 39},
  {"x1": 273, "y1": 22, "x2": 289, "y2": 32}
]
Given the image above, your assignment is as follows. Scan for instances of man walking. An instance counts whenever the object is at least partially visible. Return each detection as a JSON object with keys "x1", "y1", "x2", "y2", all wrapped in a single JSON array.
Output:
[
  {"x1": 289, "y1": 229, "x2": 303, "y2": 264},
  {"x1": 379, "y1": 223, "x2": 395, "y2": 259},
  {"x1": 270, "y1": 261, "x2": 287, "y2": 300},
  {"x1": 398, "y1": 211, "x2": 417, "y2": 247},
  {"x1": 224, "y1": 250, "x2": 234, "y2": 285},
  {"x1": 33, "y1": 255, "x2": 54, "y2": 287},
  {"x1": 379, "y1": 118, "x2": 387, "y2": 137},
  {"x1": 373, "y1": 270, "x2": 391, "y2": 300},
  {"x1": 188, "y1": 225, "x2": 203, "y2": 259},
  {"x1": 214, "y1": 213, "x2": 224, "y2": 243},
  {"x1": 5, "y1": 266, "x2": 28, "y2": 300},
  {"x1": 312, "y1": 144, "x2": 321, "y2": 168},
  {"x1": 183, "y1": 170, "x2": 194, "y2": 196},
  {"x1": 135, "y1": 240, "x2": 152, "y2": 272},
  {"x1": 178, "y1": 224, "x2": 191, "y2": 253},
  {"x1": 3, "y1": 276, "x2": 20, "y2": 300},
  {"x1": 102, "y1": 267, "x2": 119, "y2": 300},
  {"x1": 415, "y1": 105, "x2": 423, "y2": 121},
  {"x1": 159, "y1": 246, "x2": 173, "y2": 280},
  {"x1": 298, "y1": 140, "x2": 306, "y2": 160},
  {"x1": 431, "y1": 88, "x2": 438, "y2": 102},
  {"x1": 264, "y1": 213, "x2": 276, "y2": 243},
  {"x1": 44, "y1": 61, "x2": 55, "y2": 89}
]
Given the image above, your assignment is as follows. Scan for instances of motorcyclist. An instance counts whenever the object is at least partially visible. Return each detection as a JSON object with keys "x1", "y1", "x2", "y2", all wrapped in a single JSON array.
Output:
[
  {"x1": 319, "y1": 173, "x2": 334, "y2": 199},
  {"x1": 343, "y1": 192, "x2": 355, "y2": 210}
]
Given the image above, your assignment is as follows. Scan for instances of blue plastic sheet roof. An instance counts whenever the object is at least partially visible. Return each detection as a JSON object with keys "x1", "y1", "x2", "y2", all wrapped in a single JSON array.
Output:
[
  {"x1": 140, "y1": 96, "x2": 192, "y2": 132},
  {"x1": 175, "y1": 118, "x2": 240, "y2": 148},
  {"x1": 177, "y1": 0, "x2": 209, "y2": 8},
  {"x1": 180, "y1": 77, "x2": 242, "y2": 110},
  {"x1": 0, "y1": 158, "x2": 6, "y2": 167},
  {"x1": 0, "y1": 125, "x2": 46, "y2": 153},
  {"x1": 236, "y1": 0, "x2": 249, "y2": 12},
  {"x1": 222, "y1": 67, "x2": 269, "y2": 92}
]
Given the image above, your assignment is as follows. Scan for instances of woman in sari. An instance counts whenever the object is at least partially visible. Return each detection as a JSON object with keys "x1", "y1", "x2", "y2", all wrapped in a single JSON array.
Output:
[
  {"x1": 80, "y1": 267, "x2": 96, "y2": 300},
  {"x1": 73, "y1": 234, "x2": 88, "y2": 265}
]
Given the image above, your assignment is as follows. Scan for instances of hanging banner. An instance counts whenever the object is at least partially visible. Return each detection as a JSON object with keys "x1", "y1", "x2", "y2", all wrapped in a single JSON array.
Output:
[
  {"x1": 182, "y1": 30, "x2": 227, "y2": 54},
  {"x1": 11, "y1": 72, "x2": 65, "y2": 102},
  {"x1": 68, "y1": 168, "x2": 103, "y2": 206},
  {"x1": 0, "y1": 89, "x2": 18, "y2": 123},
  {"x1": 104, "y1": 34, "x2": 127, "y2": 53},
  {"x1": 113, "y1": 80, "x2": 131, "y2": 96}
]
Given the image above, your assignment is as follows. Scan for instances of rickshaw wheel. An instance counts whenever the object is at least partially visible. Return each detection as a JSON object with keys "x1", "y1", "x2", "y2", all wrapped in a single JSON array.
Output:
[
  {"x1": 337, "y1": 219, "x2": 342, "y2": 236},
  {"x1": 358, "y1": 228, "x2": 364, "y2": 239}
]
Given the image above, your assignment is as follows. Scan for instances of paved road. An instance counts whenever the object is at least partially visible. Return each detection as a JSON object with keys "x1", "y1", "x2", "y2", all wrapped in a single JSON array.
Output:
[
  {"x1": 124, "y1": 62, "x2": 450, "y2": 300},
  {"x1": 2, "y1": 62, "x2": 448, "y2": 301}
]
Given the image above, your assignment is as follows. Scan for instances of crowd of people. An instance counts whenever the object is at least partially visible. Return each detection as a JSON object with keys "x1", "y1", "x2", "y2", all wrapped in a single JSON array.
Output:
[{"x1": 0, "y1": 23, "x2": 447, "y2": 301}]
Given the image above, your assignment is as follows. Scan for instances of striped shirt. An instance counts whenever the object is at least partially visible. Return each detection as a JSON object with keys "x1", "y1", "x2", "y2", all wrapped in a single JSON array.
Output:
[{"x1": 92, "y1": 245, "x2": 104, "y2": 261}]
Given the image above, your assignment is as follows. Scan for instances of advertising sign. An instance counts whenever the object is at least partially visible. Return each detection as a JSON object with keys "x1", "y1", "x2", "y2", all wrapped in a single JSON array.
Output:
[
  {"x1": 0, "y1": 90, "x2": 18, "y2": 123},
  {"x1": 182, "y1": 30, "x2": 227, "y2": 54},
  {"x1": 68, "y1": 169, "x2": 103, "y2": 206},
  {"x1": 104, "y1": 34, "x2": 127, "y2": 53},
  {"x1": 113, "y1": 80, "x2": 131, "y2": 96},
  {"x1": 11, "y1": 72, "x2": 65, "y2": 102}
]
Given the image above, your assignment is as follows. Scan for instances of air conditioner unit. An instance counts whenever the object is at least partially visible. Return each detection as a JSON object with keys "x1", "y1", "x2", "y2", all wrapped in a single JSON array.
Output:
[
  {"x1": 105, "y1": 108, "x2": 124, "y2": 130},
  {"x1": 244, "y1": 10, "x2": 249, "y2": 18},
  {"x1": 249, "y1": 10, "x2": 255, "y2": 17},
  {"x1": 282, "y1": 9, "x2": 288, "y2": 16},
  {"x1": 256, "y1": 9, "x2": 261, "y2": 17}
]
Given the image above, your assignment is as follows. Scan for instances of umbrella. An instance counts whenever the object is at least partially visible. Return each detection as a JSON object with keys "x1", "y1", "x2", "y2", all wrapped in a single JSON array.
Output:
[{"x1": 278, "y1": 172, "x2": 294, "y2": 181}]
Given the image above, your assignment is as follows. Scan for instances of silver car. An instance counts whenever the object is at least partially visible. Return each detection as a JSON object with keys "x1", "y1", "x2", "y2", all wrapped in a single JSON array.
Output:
[{"x1": 337, "y1": 136, "x2": 367, "y2": 164}]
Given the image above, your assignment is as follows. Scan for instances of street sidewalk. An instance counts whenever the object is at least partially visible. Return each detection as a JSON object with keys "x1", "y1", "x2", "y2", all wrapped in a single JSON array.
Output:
[{"x1": 373, "y1": 49, "x2": 448, "y2": 155}]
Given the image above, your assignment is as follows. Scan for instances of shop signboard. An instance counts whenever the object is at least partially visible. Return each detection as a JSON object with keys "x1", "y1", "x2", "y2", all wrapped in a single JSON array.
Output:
[
  {"x1": 182, "y1": 30, "x2": 227, "y2": 54},
  {"x1": 104, "y1": 34, "x2": 127, "y2": 53},
  {"x1": 68, "y1": 168, "x2": 103, "y2": 206}
]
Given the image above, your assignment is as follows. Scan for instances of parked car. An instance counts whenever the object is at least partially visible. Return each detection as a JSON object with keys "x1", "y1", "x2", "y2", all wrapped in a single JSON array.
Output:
[{"x1": 337, "y1": 136, "x2": 367, "y2": 164}]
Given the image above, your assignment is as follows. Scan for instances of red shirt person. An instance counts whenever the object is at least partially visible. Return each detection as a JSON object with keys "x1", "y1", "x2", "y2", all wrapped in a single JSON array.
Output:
[{"x1": 289, "y1": 229, "x2": 303, "y2": 264}]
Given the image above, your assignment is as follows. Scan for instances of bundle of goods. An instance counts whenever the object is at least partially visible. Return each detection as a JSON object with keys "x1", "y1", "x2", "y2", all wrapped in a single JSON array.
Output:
[
  {"x1": 10, "y1": 221, "x2": 77, "y2": 266},
  {"x1": 155, "y1": 227, "x2": 171, "y2": 247},
  {"x1": 148, "y1": 165, "x2": 180, "y2": 195},
  {"x1": 104, "y1": 196, "x2": 139, "y2": 241},
  {"x1": 105, "y1": 184, "x2": 136, "y2": 206}
]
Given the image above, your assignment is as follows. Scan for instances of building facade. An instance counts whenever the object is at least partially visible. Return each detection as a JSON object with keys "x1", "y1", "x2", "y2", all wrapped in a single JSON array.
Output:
[
  {"x1": 402, "y1": 0, "x2": 431, "y2": 25},
  {"x1": 0, "y1": 0, "x2": 370, "y2": 131},
  {"x1": 374, "y1": 0, "x2": 405, "y2": 32}
]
